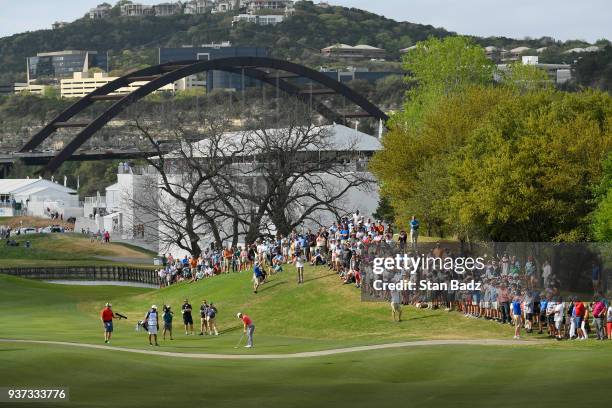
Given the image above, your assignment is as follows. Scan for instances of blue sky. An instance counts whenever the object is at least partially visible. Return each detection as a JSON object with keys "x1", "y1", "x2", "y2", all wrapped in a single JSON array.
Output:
[{"x1": 0, "y1": 0, "x2": 610, "y2": 42}]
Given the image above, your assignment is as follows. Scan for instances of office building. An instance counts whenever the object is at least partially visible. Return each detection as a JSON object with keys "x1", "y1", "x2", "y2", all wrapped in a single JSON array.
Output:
[
  {"x1": 27, "y1": 50, "x2": 108, "y2": 83},
  {"x1": 159, "y1": 46, "x2": 269, "y2": 91},
  {"x1": 60, "y1": 72, "x2": 204, "y2": 98}
]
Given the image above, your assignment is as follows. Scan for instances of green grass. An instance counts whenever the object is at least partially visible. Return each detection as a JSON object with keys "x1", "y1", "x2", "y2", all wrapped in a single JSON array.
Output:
[
  {"x1": 0, "y1": 268, "x2": 525, "y2": 354},
  {"x1": 1, "y1": 233, "x2": 156, "y2": 267},
  {"x1": 1, "y1": 343, "x2": 611, "y2": 408},
  {"x1": 1, "y1": 271, "x2": 612, "y2": 407}
]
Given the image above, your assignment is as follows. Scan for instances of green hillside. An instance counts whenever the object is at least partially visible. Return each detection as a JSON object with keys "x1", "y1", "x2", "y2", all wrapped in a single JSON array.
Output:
[
  {"x1": 0, "y1": 1, "x2": 450, "y2": 82},
  {"x1": 0, "y1": 232, "x2": 156, "y2": 267},
  {"x1": 3, "y1": 0, "x2": 606, "y2": 84},
  {"x1": 0, "y1": 266, "x2": 533, "y2": 355}
]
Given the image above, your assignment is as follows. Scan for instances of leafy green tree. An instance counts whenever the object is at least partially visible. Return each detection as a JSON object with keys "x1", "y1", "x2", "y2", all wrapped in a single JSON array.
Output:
[
  {"x1": 371, "y1": 36, "x2": 496, "y2": 235},
  {"x1": 449, "y1": 89, "x2": 612, "y2": 241},
  {"x1": 592, "y1": 153, "x2": 612, "y2": 241},
  {"x1": 372, "y1": 195, "x2": 395, "y2": 224},
  {"x1": 499, "y1": 62, "x2": 552, "y2": 92},
  {"x1": 592, "y1": 191, "x2": 612, "y2": 241}
]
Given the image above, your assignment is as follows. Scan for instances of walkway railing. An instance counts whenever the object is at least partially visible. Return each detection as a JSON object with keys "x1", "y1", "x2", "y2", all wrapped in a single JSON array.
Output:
[{"x1": 0, "y1": 266, "x2": 158, "y2": 285}]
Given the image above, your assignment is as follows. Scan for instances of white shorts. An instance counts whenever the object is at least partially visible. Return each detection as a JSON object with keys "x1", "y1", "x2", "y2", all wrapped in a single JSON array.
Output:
[{"x1": 148, "y1": 325, "x2": 158, "y2": 335}]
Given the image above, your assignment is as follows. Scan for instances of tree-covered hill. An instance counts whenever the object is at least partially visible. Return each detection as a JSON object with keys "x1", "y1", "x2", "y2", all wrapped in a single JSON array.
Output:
[
  {"x1": 1, "y1": 1, "x2": 609, "y2": 86},
  {"x1": 0, "y1": 1, "x2": 450, "y2": 82}
]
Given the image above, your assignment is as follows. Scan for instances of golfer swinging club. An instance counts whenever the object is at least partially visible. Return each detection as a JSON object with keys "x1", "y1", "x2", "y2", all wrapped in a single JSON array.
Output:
[{"x1": 237, "y1": 312, "x2": 255, "y2": 348}]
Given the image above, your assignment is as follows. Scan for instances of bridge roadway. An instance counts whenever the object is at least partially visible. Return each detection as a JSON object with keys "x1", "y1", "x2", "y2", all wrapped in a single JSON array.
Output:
[{"x1": 0, "y1": 148, "x2": 165, "y2": 177}]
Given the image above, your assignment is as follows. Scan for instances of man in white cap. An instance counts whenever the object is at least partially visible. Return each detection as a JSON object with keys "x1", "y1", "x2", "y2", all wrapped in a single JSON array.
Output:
[
  {"x1": 237, "y1": 312, "x2": 255, "y2": 348},
  {"x1": 100, "y1": 302, "x2": 115, "y2": 344},
  {"x1": 145, "y1": 305, "x2": 159, "y2": 346}
]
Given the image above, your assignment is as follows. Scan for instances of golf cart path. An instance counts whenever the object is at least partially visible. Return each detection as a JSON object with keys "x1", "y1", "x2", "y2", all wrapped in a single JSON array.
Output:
[{"x1": 0, "y1": 339, "x2": 537, "y2": 360}]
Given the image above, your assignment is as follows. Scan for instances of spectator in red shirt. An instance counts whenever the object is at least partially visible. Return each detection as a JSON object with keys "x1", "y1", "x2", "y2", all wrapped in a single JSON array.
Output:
[
  {"x1": 237, "y1": 312, "x2": 255, "y2": 348},
  {"x1": 100, "y1": 303, "x2": 116, "y2": 344},
  {"x1": 574, "y1": 300, "x2": 586, "y2": 340}
]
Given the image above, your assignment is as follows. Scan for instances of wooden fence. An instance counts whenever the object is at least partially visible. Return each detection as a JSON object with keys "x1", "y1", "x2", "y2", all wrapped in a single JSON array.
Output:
[{"x1": 0, "y1": 266, "x2": 158, "y2": 285}]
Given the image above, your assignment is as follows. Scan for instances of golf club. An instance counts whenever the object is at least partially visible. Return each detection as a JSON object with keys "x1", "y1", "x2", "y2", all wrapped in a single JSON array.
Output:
[{"x1": 233, "y1": 333, "x2": 245, "y2": 348}]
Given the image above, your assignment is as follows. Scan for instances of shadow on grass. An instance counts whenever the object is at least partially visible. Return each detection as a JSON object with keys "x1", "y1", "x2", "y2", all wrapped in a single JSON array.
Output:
[
  {"x1": 259, "y1": 281, "x2": 286, "y2": 293},
  {"x1": 305, "y1": 271, "x2": 338, "y2": 283}
]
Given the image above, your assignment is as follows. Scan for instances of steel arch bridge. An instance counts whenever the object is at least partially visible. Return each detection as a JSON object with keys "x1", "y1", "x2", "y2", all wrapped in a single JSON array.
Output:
[{"x1": 20, "y1": 56, "x2": 389, "y2": 175}]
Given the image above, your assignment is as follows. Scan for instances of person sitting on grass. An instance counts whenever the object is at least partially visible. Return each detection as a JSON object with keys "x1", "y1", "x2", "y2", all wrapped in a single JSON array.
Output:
[
  {"x1": 193, "y1": 267, "x2": 205, "y2": 282},
  {"x1": 162, "y1": 305, "x2": 173, "y2": 340},
  {"x1": 272, "y1": 253, "x2": 284, "y2": 274},
  {"x1": 310, "y1": 248, "x2": 326, "y2": 266}
]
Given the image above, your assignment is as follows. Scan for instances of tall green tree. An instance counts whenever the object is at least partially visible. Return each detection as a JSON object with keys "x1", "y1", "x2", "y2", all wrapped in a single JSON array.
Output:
[{"x1": 371, "y1": 36, "x2": 496, "y2": 232}]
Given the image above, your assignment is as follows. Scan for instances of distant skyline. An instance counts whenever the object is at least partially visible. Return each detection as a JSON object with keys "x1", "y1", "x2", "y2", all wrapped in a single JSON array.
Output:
[{"x1": 0, "y1": 0, "x2": 610, "y2": 42}]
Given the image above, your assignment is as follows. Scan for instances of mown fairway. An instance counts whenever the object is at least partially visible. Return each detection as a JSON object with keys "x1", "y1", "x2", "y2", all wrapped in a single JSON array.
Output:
[{"x1": 1, "y1": 342, "x2": 611, "y2": 408}]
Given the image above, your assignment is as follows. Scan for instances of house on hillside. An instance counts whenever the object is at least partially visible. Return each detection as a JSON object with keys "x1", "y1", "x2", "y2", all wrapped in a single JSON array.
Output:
[
  {"x1": 322, "y1": 44, "x2": 386, "y2": 60},
  {"x1": 88, "y1": 3, "x2": 112, "y2": 19}
]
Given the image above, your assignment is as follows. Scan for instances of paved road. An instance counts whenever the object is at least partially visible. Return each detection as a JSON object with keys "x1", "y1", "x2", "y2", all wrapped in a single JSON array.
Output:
[{"x1": 0, "y1": 339, "x2": 538, "y2": 360}]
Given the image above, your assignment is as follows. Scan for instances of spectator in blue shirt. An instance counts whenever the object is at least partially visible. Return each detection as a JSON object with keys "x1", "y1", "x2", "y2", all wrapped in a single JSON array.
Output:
[
  {"x1": 253, "y1": 262, "x2": 265, "y2": 294},
  {"x1": 409, "y1": 215, "x2": 419, "y2": 251}
]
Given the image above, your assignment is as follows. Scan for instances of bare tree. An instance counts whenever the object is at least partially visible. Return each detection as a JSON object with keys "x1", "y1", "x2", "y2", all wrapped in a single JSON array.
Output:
[
  {"x1": 127, "y1": 101, "x2": 249, "y2": 256},
  {"x1": 237, "y1": 99, "x2": 377, "y2": 238},
  {"x1": 127, "y1": 95, "x2": 377, "y2": 253}
]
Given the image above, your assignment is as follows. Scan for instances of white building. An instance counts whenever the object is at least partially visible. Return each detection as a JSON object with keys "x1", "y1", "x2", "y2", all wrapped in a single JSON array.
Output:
[
  {"x1": 497, "y1": 56, "x2": 572, "y2": 85},
  {"x1": 247, "y1": 0, "x2": 293, "y2": 13},
  {"x1": 153, "y1": 2, "x2": 183, "y2": 16},
  {"x1": 322, "y1": 44, "x2": 386, "y2": 60},
  {"x1": 89, "y1": 4, "x2": 112, "y2": 19},
  {"x1": 84, "y1": 124, "x2": 381, "y2": 256},
  {"x1": 0, "y1": 179, "x2": 80, "y2": 218},
  {"x1": 184, "y1": 0, "x2": 214, "y2": 14},
  {"x1": 232, "y1": 13, "x2": 284, "y2": 25},
  {"x1": 120, "y1": 3, "x2": 155, "y2": 16},
  {"x1": 60, "y1": 72, "x2": 205, "y2": 98},
  {"x1": 78, "y1": 163, "x2": 157, "y2": 239}
]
